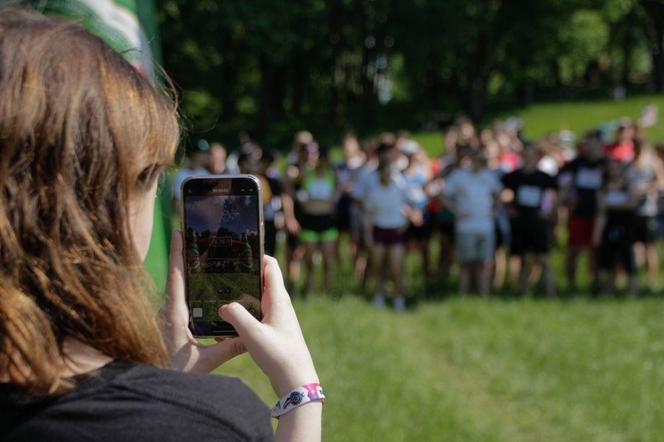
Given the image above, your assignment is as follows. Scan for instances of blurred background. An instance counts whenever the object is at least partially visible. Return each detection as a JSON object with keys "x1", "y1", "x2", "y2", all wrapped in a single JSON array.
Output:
[
  {"x1": 9, "y1": 1, "x2": 664, "y2": 441},
  {"x1": 157, "y1": 0, "x2": 664, "y2": 147}
]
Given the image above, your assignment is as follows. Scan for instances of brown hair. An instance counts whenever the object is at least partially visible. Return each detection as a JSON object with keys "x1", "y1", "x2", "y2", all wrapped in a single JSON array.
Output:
[{"x1": 0, "y1": 9, "x2": 179, "y2": 394}]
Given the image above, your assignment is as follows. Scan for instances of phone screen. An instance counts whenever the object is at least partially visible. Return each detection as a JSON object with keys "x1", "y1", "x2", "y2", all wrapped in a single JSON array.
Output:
[{"x1": 182, "y1": 177, "x2": 262, "y2": 336}]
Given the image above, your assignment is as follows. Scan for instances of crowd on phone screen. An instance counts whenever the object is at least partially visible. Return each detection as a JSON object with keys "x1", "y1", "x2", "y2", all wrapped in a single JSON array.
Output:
[{"x1": 172, "y1": 112, "x2": 664, "y2": 309}]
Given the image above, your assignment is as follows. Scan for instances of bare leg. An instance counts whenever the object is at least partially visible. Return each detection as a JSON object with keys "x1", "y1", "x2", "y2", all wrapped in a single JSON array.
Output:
[
  {"x1": 303, "y1": 242, "x2": 316, "y2": 294},
  {"x1": 459, "y1": 263, "x2": 471, "y2": 295},
  {"x1": 646, "y1": 243, "x2": 659, "y2": 290},
  {"x1": 508, "y1": 255, "x2": 521, "y2": 289},
  {"x1": 321, "y1": 239, "x2": 336, "y2": 293},
  {"x1": 627, "y1": 273, "x2": 638, "y2": 298},
  {"x1": 538, "y1": 254, "x2": 556, "y2": 298},
  {"x1": 494, "y1": 247, "x2": 507, "y2": 290},
  {"x1": 588, "y1": 246, "x2": 598, "y2": 288},
  {"x1": 518, "y1": 255, "x2": 529, "y2": 296},
  {"x1": 479, "y1": 260, "x2": 493, "y2": 297},
  {"x1": 371, "y1": 243, "x2": 387, "y2": 305},
  {"x1": 388, "y1": 244, "x2": 406, "y2": 296},
  {"x1": 566, "y1": 247, "x2": 580, "y2": 291}
]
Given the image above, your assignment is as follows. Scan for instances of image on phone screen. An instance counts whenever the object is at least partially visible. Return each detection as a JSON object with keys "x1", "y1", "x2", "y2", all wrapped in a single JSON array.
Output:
[{"x1": 183, "y1": 185, "x2": 262, "y2": 336}]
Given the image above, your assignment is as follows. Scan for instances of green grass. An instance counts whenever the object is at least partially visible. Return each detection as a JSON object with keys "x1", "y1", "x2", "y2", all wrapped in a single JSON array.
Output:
[
  {"x1": 217, "y1": 295, "x2": 663, "y2": 441},
  {"x1": 209, "y1": 230, "x2": 664, "y2": 441},
  {"x1": 410, "y1": 94, "x2": 664, "y2": 156}
]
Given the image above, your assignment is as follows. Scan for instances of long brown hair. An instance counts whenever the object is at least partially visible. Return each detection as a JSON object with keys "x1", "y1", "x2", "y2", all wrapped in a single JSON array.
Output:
[{"x1": 0, "y1": 9, "x2": 179, "y2": 394}]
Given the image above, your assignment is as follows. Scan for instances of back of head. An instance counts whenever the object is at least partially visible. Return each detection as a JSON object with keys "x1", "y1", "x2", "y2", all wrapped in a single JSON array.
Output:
[{"x1": 0, "y1": 9, "x2": 179, "y2": 394}]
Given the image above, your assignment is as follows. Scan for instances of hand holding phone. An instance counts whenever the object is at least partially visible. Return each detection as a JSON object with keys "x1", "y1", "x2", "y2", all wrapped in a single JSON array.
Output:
[
  {"x1": 159, "y1": 230, "x2": 246, "y2": 373},
  {"x1": 219, "y1": 256, "x2": 319, "y2": 397},
  {"x1": 161, "y1": 234, "x2": 319, "y2": 396}
]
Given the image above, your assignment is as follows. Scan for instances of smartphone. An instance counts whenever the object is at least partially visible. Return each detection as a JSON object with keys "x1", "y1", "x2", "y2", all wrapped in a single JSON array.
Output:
[{"x1": 181, "y1": 175, "x2": 263, "y2": 337}]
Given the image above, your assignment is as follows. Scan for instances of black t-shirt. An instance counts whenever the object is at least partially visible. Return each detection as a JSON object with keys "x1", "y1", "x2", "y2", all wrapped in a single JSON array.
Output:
[
  {"x1": 502, "y1": 168, "x2": 557, "y2": 220},
  {"x1": 0, "y1": 361, "x2": 273, "y2": 442},
  {"x1": 558, "y1": 156, "x2": 606, "y2": 218}
]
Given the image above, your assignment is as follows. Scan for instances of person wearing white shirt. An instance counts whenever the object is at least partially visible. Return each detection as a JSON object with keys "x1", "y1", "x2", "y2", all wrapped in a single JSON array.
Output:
[
  {"x1": 442, "y1": 151, "x2": 502, "y2": 296},
  {"x1": 365, "y1": 149, "x2": 420, "y2": 311}
]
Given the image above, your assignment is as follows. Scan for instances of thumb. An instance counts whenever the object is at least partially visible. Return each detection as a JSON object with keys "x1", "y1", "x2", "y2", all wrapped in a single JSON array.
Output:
[
  {"x1": 219, "y1": 302, "x2": 262, "y2": 338},
  {"x1": 194, "y1": 338, "x2": 247, "y2": 373}
]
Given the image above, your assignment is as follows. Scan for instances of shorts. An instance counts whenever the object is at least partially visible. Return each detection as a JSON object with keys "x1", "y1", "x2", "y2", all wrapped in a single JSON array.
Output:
[
  {"x1": 510, "y1": 218, "x2": 551, "y2": 255},
  {"x1": 599, "y1": 239, "x2": 635, "y2": 274},
  {"x1": 406, "y1": 223, "x2": 430, "y2": 242},
  {"x1": 456, "y1": 230, "x2": 495, "y2": 263},
  {"x1": 634, "y1": 215, "x2": 657, "y2": 244},
  {"x1": 568, "y1": 216, "x2": 595, "y2": 248},
  {"x1": 300, "y1": 213, "x2": 339, "y2": 242},
  {"x1": 437, "y1": 221, "x2": 455, "y2": 242},
  {"x1": 372, "y1": 226, "x2": 406, "y2": 246},
  {"x1": 336, "y1": 194, "x2": 352, "y2": 232}
]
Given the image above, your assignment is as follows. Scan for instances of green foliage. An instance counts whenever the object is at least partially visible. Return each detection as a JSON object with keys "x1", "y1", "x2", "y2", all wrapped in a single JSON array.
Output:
[{"x1": 157, "y1": 1, "x2": 663, "y2": 148}]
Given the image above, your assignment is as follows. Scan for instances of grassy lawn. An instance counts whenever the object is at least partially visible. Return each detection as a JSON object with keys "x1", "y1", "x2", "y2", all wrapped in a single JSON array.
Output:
[
  {"x1": 218, "y1": 295, "x2": 663, "y2": 442},
  {"x1": 211, "y1": 232, "x2": 664, "y2": 441},
  {"x1": 411, "y1": 94, "x2": 664, "y2": 156}
]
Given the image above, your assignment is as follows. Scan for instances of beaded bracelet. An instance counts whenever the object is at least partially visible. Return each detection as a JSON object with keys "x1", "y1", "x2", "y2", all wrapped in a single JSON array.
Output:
[{"x1": 271, "y1": 383, "x2": 326, "y2": 418}]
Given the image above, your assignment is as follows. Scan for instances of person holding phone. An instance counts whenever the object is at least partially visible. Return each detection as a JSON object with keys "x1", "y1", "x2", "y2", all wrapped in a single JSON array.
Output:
[{"x1": 0, "y1": 10, "x2": 322, "y2": 442}]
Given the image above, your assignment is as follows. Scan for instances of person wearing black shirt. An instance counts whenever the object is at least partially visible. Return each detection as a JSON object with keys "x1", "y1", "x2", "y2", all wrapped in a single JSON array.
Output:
[
  {"x1": 1, "y1": 361, "x2": 273, "y2": 441},
  {"x1": 0, "y1": 11, "x2": 322, "y2": 442},
  {"x1": 558, "y1": 132, "x2": 606, "y2": 291},
  {"x1": 502, "y1": 145, "x2": 558, "y2": 297},
  {"x1": 594, "y1": 159, "x2": 639, "y2": 296}
]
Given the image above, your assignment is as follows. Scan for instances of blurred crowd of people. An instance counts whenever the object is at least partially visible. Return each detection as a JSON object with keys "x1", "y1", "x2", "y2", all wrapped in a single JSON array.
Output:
[{"x1": 172, "y1": 113, "x2": 664, "y2": 309}]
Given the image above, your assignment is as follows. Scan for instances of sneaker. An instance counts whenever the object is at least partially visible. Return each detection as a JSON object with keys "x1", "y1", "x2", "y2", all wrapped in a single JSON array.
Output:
[
  {"x1": 373, "y1": 293, "x2": 386, "y2": 308},
  {"x1": 393, "y1": 296, "x2": 406, "y2": 312}
]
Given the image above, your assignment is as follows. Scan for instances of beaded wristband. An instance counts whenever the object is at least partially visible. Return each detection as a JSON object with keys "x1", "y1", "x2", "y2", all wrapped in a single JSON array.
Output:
[{"x1": 271, "y1": 383, "x2": 326, "y2": 418}]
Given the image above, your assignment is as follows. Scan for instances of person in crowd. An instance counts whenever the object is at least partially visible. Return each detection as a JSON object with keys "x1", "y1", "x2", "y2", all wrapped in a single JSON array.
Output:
[
  {"x1": 283, "y1": 131, "x2": 313, "y2": 289},
  {"x1": 442, "y1": 149, "x2": 503, "y2": 296},
  {"x1": 226, "y1": 132, "x2": 260, "y2": 174},
  {"x1": 558, "y1": 131, "x2": 606, "y2": 292},
  {"x1": 293, "y1": 145, "x2": 338, "y2": 294},
  {"x1": 656, "y1": 143, "x2": 664, "y2": 242},
  {"x1": 401, "y1": 140, "x2": 431, "y2": 281},
  {"x1": 364, "y1": 136, "x2": 419, "y2": 311},
  {"x1": 455, "y1": 116, "x2": 480, "y2": 150},
  {"x1": 502, "y1": 145, "x2": 558, "y2": 297},
  {"x1": 427, "y1": 128, "x2": 461, "y2": 283},
  {"x1": 172, "y1": 139, "x2": 210, "y2": 205},
  {"x1": 351, "y1": 138, "x2": 382, "y2": 286},
  {"x1": 629, "y1": 139, "x2": 664, "y2": 291},
  {"x1": 261, "y1": 151, "x2": 299, "y2": 257},
  {"x1": 604, "y1": 118, "x2": 637, "y2": 163},
  {"x1": 335, "y1": 131, "x2": 366, "y2": 265},
  {"x1": 0, "y1": 10, "x2": 321, "y2": 441},
  {"x1": 594, "y1": 159, "x2": 639, "y2": 296},
  {"x1": 207, "y1": 142, "x2": 227, "y2": 175},
  {"x1": 484, "y1": 132, "x2": 513, "y2": 291}
]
